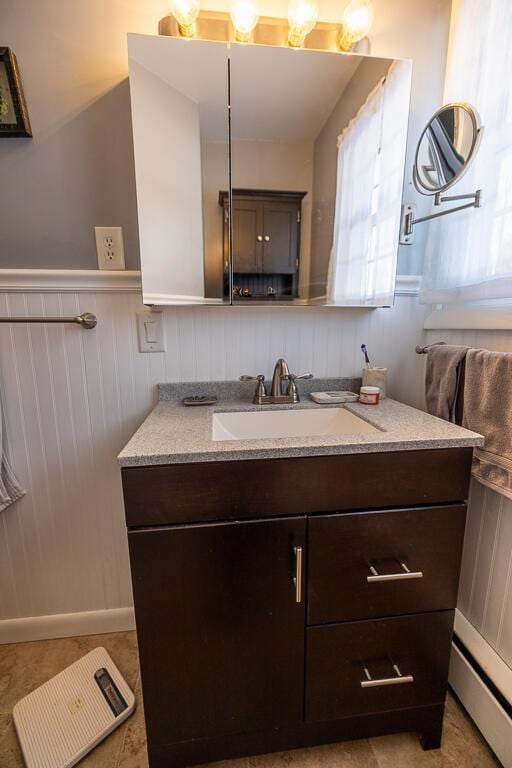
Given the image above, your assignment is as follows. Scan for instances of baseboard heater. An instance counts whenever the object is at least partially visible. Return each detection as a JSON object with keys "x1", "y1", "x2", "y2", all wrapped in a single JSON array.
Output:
[{"x1": 449, "y1": 610, "x2": 512, "y2": 767}]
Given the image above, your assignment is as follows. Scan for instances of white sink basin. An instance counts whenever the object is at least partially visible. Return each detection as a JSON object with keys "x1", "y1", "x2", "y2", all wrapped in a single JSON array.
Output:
[{"x1": 212, "y1": 407, "x2": 380, "y2": 441}]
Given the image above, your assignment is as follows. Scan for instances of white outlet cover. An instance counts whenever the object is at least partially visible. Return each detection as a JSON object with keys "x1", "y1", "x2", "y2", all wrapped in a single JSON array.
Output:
[
  {"x1": 95, "y1": 227, "x2": 125, "y2": 271},
  {"x1": 137, "y1": 310, "x2": 166, "y2": 352}
]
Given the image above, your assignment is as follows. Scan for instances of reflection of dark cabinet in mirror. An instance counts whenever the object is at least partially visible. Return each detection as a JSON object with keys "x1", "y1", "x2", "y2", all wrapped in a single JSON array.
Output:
[{"x1": 219, "y1": 190, "x2": 306, "y2": 301}]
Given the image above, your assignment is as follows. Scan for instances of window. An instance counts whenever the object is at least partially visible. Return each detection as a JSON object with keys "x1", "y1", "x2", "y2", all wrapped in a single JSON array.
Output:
[
  {"x1": 328, "y1": 60, "x2": 411, "y2": 305},
  {"x1": 421, "y1": 0, "x2": 512, "y2": 303}
]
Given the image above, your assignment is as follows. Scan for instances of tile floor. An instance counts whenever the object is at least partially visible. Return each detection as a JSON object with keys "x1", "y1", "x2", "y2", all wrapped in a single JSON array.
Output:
[{"x1": 0, "y1": 630, "x2": 503, "y2": 768}]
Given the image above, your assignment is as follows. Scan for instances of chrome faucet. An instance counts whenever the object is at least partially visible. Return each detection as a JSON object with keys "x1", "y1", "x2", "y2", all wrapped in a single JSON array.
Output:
[
  {"x1": 271, "y1": 358, "x2": 291, "y2": 397},
  {"x1": 240, "y1": 358, "x2": 313, "y2": 405}
]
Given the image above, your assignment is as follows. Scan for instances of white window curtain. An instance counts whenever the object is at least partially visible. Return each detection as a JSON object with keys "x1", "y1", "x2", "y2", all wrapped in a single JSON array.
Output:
[
  {"x1": 328, "y1": 60, "x2": 411, "y2": 306},
  {"x1": 421, "y1": 0, "x2": 512, "y2": 304}
]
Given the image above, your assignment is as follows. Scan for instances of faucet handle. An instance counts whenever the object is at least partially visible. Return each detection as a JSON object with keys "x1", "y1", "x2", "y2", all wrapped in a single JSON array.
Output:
[
  {"x1": 281, "y1": 373, "x2": 313, "y2": 382},
  {"x1": 240, "y1": 374, "x2": 267, "y2": 403},
  {"x1": 282, "y1": 372, "x2": 313, "y2": 402}
]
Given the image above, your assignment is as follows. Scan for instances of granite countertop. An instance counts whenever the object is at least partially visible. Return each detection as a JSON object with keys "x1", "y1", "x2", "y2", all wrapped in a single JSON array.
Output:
[{"x1": 118, "y1": 379, "x2": 484, "y2": 468}]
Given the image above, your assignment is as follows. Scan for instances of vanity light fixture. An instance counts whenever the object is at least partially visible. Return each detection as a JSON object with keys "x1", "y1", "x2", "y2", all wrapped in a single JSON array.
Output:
[
  {"x1": 287, "y1": 0, "x2": 318, "y2": 47},
  {"x1": 230, "y1": 0, "x2": 259, "y2": 43},
  {"x1": 170, "y1": 0, "x2": 200, "y2": 37},
  {"x1": 338, "y1": 0, "x2": 374, "y2": 52}
]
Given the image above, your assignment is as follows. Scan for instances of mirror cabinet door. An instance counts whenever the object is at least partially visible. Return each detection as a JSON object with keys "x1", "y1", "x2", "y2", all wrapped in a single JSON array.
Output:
[
  {"x1": 128, "y1": 35, "x2": 230, "y2": 305},
  {"x1": 229, "y1": 44, "x2": 412, "y2": 306},
  {"x1": 128, "y1": 36, "x2": 412, "y2": 307}
]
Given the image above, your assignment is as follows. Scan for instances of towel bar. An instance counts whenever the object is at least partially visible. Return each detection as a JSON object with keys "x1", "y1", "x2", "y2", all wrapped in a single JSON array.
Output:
[
  {"x1": 0, "y1": 312, "x2": 97, "y2": 329},
  {"x1": 416, "y1": 341, "x2": 446, "y2": 354}
]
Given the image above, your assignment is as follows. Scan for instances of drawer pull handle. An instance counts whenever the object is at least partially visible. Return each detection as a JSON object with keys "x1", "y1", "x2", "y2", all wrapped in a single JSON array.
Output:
[
  {"x1": 361, "y1": 664, "x2": 414, "y2": 689},
  {"x1": 367, "y1": 561, "x2": 423, "y2": 583},
  {"x1": 293, "y1": 546, "x2": 303, "y2": 604}
]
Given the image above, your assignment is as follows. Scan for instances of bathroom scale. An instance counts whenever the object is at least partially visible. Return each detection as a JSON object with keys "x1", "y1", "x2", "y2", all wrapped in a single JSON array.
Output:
[{"x1": 13, "y1": 646, "x2": 135, "y2": 768}]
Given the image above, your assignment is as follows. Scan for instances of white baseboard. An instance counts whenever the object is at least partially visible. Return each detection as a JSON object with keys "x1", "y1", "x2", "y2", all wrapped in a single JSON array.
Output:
[
  {"x1": 454, "y1": 610, "x2": 512, "y2": 704},
  {"x1": 0, "y1": 607, "x2": 135, "y2": 645},
  {"x1": 449, "y1": 619, "x2": 512, "y2": 768},
  {"x1": 450, "y1": 645, "x2": 512, "y2": 767}
]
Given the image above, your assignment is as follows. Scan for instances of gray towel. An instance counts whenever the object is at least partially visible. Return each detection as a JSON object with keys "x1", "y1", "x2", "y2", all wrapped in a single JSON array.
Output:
[
  {"x1": 425, "y1": 344, "x2": 469, "y2": 423},
  {"x1": 0, "y1": 407, "x2": 25, "y2": 512},
  {"x1": 463, "y1": 348, "x2": 512, "y2": 500}
]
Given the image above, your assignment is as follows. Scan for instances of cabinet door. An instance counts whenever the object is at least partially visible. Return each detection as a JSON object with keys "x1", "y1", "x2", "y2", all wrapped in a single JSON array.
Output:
[
  {"x1": 262, "y1": 201, "x2": 299, "y2": 274},
  {"x1": 129, "y1": 517, "x2": 306, "y2": 749},
  {"x1": 232, "y1": 198, "x2": 263, "y2": 272}
]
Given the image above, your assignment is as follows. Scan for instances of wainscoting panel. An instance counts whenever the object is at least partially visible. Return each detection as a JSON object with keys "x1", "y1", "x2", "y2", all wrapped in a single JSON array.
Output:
[
  {"x1": 425, "y1": 328, "x2": 512, "y2": 671},
  {"x1": 457, "y1": 480, "x2": 512, "y2": 670},
  {"x1": 0, "y1": 292, "x2": 427, "y2": 638}
]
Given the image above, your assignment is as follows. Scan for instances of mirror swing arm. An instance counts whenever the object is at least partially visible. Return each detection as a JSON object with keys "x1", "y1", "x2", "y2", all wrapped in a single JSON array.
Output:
[
  {"x1": 400, "y1": 102, "x2": 483, "y2": 246},
  {"x1": 400, "y1": 188, "x2": 482, "y2": 245}
]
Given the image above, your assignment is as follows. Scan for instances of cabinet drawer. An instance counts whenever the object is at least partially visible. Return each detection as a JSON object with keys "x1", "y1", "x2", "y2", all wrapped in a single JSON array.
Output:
[
  {"x1": 122, "y1": 449, "x2": 472, "y2": 527},
  {"x1": 305, "y1": 611, "x2": 454, "y2": 722},
  {"x1": 307, "y1": 505, "x2": 466, "y2": 625}
]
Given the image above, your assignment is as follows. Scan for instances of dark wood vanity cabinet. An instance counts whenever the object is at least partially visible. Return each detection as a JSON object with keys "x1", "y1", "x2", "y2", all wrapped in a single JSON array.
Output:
[
  {"x1": 122, "y1": 447, "x2": 473, "y2": 768},
  {"x1": 219, "y1": 190, "x2": 305, "y2": 299}
]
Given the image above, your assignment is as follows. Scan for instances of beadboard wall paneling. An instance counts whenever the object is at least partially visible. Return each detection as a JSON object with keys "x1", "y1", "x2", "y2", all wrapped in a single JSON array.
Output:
[
  {"x1": 0, "y1": 293, "x2": 428, "y2": 629},
  {"x1": 424, "y1": 328, "x2": 512, "y2": 671},
  {"x1": 458, "y1": 482, "x2": 512, "y2": 670}
]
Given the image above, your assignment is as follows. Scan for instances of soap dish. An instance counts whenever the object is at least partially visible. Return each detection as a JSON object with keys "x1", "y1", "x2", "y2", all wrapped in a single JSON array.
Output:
[
  {"x1": 182, "y1": 396, "x2": 218, "y2": 406},
  {"x1": 310, "y1": 391, "x2": 359, "y2": 404}
]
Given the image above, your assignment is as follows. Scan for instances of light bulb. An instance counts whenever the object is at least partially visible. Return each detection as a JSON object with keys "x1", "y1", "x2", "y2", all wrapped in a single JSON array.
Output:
[
  {"x1": 338, "y1": 0, "x2": 374, "y2": 51},
  {"x1": 170, "y1": 0, "x2": 200, "y2": 37},
  {"x1": 287, "y1": 0, "x2": 318, "y2": 47},
  {"x1": 230, "y1": 0, "x2": 259, "y2": 42}
]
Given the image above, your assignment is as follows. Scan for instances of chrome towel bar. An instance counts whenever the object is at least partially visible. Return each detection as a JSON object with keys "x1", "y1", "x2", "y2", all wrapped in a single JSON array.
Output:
[{"x1": 0, "y1": 312, "x2": 97, "y2": 329}]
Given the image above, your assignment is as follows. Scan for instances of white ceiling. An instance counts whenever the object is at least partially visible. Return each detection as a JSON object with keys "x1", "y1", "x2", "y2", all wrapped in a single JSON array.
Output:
[
  {"x1": 128, "y1": 34, "x2": 393, "y2": 143},
  {"x1": 128, "y1": 34, "x2": 230, "y2": 141},
  {"x1": 230, "y1": 43, "x2": 363, "y2": 141}
]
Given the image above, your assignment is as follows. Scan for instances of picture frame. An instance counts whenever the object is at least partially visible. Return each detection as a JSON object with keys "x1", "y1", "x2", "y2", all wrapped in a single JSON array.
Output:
[{"x1": 0, "y1": 47, "x2": 32, "y2": 137}]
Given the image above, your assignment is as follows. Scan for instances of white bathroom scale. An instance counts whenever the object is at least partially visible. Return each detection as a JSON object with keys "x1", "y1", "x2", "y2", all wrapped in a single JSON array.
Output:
[{"x1": 13, "y1": 646, "x2": 135, "y2": 768}]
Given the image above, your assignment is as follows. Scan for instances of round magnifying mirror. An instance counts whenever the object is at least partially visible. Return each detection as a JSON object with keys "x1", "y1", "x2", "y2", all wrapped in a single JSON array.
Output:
[{"x1": 413, "y1": 103, "x2": 482, "y2": 195}]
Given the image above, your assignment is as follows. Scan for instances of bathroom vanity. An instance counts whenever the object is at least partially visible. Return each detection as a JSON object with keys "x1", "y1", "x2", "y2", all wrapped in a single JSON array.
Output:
[{"x1": 119, "y1": 381, "x2": 483, "y2": 768}]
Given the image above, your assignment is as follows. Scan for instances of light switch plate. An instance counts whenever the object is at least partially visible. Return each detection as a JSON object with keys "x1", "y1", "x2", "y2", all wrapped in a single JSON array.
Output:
[
  {"x1": 95, "y1": 227, "x2": 125, "y2": 270},
  {"x1": 137, "y1": 310, "x2": 166, "y2": 352}
]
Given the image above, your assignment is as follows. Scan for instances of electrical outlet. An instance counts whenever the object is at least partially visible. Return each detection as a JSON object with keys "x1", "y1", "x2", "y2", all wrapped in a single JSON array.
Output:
[{"x1": 95, "y1": 227, "x2": 125, "y2": 270}]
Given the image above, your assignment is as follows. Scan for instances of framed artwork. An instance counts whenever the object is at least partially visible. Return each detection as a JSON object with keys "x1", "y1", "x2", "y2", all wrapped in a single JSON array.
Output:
[{"x1": 0, "y1": 47, "x2": 32, "y2": 137}]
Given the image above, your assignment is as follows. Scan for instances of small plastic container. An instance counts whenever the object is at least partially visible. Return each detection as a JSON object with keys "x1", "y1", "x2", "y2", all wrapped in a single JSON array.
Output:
[{"x1": 359, "y1": 386, "x2": 380, "y2": 405}]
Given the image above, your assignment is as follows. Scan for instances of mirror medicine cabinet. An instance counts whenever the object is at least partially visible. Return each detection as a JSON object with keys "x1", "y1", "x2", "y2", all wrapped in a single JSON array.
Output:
[{"x1": 128, "y1": 34, "x2": 413, "y2": 308}]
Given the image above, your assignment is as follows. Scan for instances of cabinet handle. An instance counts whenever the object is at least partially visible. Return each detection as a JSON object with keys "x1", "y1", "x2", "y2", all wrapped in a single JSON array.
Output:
[
  {"x1": 361, "y1": 664, "x2": 414, "y2": 689},
  {"x1": 367, "y1": 561, "x2": 423, "y2": 583},
  {"x1": 257, "y1": 235, "x2": 263, "y2": 242},
  {"x1": 293, "y1": 546, "x2": 303, "y2": 603},
  {"x1": 264, "y1": 235, "x2": 270, "y2": 242}
]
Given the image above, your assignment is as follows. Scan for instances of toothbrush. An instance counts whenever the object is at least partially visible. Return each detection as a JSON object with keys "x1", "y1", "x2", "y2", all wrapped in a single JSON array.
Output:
[{"x1": 361, "y1": 343, "x2": 372, "y2": 368}]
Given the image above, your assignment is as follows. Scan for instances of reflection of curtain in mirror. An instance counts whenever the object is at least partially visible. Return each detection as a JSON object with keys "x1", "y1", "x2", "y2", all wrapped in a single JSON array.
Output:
[
  {"x1": 421, "y1": 0, "x2": 512, "y2": 303},
  {"x1": 328, "y1": 60, "x2": 411, "y2": 305}
]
